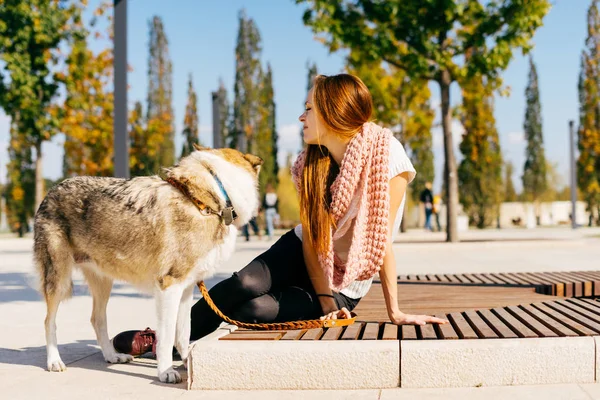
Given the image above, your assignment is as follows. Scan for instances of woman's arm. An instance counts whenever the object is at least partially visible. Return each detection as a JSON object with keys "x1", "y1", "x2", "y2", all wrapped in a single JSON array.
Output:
[
  {"x1": 381, "y1": 172, "x2": 448, "y2": 326},
  {"x1": 302, "y1": 228, "x2": 347, "y2": 317}
]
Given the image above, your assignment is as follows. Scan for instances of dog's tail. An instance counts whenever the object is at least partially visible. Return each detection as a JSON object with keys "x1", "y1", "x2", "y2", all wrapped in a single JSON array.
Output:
[{"x1": 33, "y1": 214, "x2": 74, "y2": 302}]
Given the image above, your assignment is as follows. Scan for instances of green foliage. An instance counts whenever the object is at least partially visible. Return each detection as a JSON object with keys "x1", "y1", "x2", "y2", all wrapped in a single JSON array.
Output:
[
  {"x1": 522, "y1": 56, "x2": 547, "y2": 205},
  {"x1": 0, "y1": 0, "x2": 79, "y2": 232},
  {"x1": 230, "y1": 9, "x2": 262, "y2": 152},
  {"x1": 129, "y1": 101, "x2": 149, "y2": 176},
  {"x1": 215, "y1": 78, "x2": 230, "y2": 148},
  {"x1": 297, "y1": 0, "x2": 551, "y2": 241},
  {"x1": 458, "y1": 69, "x2": 503, "y2": 228},
  {"x1": 146, "y1": 15, "x2": 174, "y2": 170},
  {"x1": 577, "y1": 0, "x2": 600, "y2": 225},
  {"x1": 57, "y1": 2, "x2": 114, "y2": 177},
  {"x1": 181, "y1": 73, "x2": 200, "y2": 158},
  {"x1": 255, "y1": 64, "x2": 278, "y2": 194}
]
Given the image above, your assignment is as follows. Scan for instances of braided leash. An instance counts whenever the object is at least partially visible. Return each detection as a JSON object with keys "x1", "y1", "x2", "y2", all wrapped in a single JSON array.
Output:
[{"x1": 197, "y1": 281, "x2": 356, "y2": 330}]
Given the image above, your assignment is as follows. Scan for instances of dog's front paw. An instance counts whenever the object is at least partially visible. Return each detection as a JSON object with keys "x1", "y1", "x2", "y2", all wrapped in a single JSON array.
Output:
[
  {"x1": 158, "y1": 367, "x2": 182, "y2": 384},
  {"x1": 47, "y1": 358, "x2": 66, "y2": 372},
  {"x1": 105, "y1": 352, "x2": 134, "y2": 364}
]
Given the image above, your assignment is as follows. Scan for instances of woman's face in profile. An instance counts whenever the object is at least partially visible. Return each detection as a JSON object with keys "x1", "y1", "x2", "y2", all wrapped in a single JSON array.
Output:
[{"x1": 299, "y1": 88, "x2": 324, "y2": 145}]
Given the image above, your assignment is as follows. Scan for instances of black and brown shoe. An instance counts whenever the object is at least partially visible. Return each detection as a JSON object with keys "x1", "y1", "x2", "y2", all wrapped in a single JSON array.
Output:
[{"x1": 112, "y1": 327, "x2": 156, "y2": 357}]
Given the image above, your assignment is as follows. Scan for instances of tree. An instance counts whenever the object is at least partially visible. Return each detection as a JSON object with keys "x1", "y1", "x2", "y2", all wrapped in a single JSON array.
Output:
[
  {"x1": 504, "y1": 162, "x2": 518, "y2": 202},
  {"x1": 255, "y1": 63, "x2": 278, "y2": 194},
  {"x1": 181, "y1": 73, "x2": 200, "y2": 158},
  {"x1": 457, "y1": 64, "x2": 503, "y2": 229},
  {"x1": 129, "y1": 101, "x2": 148, "y2": 176},
  {"x1": 522, "y1": 55, "x2": 547, "y2": 224},
  {"x1": 0, "y1": 0, "x2": 77, "y2": 213},
  {"x1": 5, "y1": 122, "x2": 35, "y2": 236},
  {"x1": 301, "y1": 61, "x2": 318, "y2": 145},
  {"x1": 230, "y1": 9, "x2": 262, "y2": 152},
  {"x1": 215, "y1": 78, "x2": 230, "y2": 148},
  {"x1": 58, "y1": 3, "x2": 114, "y2": 177},
  {"x1": 578, "y1": 0, "x2": 600, "y2": 226},
  {"x1": 147, "y1": 15, "x2": 174, "y2": 171},
  {"x1": 297, "y1": 0, "x2": 551, "y2": 242}
]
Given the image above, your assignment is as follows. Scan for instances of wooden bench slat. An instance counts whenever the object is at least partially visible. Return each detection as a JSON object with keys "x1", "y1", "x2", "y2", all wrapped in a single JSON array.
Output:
[
  {"x1": 280, "y1": 330, "x2": 305, "y2": 340},
  {"x1": 527, "y1": 272, "x2": 563, "y2": 296},
  {"x1": 435, "y1": 274, "x2": 451, "y2": 283},
  {"x1": 445, "y1": 274, "x2": 462, "y2": 283},
  {"x1": 463, "y1": 274, "x2": 485, "y2": 284},
  {"x1": 543, "y1": 301, "x2": 600, "y2": 334},
  {"x1": 568, "y1": 272, "x2": 598, "y2": 296},
  {"x1": 435, "y1": 314, "x2": 459, "y2": 340},
  {"x1": 220, "y1": 332, "x2": 284, "y2": 340},
  {"x1": 448, "y1": 312, "x2": 478, "y2": 339},
  {"x1": 544, "y1": 273, "x2": 574, "y2": 297},
  {"x1": 505, "y1": 306, "x2": 558, "y2": 338},
  {"x1": 472, "y1": 273, "x2": 495, "y2": 285},
  {"x1": 401, "y1": 325, "x2": 418, "y2": 340},
  {"x1": 455, "y1": 274, "x2": 473, "y2": 284},
  {"x1": 362, "y1": 323, "x2": 380, "y2": 340},
  {"x1": 382, "y1": 323, "x2": 398, "y2": 340},
  {"x1": 488, "y1": 273, "x2": 517, "y2": 285},
  {"x1": 478, "y1": 309, "x2": 518, "y2": 338},
  {"x1": 321, "y1": 327, "x2": 344, "y2": 340},
  {"x1": 497, "y1": 273, "x2": 530, "y2": 286},
  {"x1": 480, "y1": 273, "x2": 507, "y2": 285},
  {"x1": 520, "y1": 304, "x2": 580, "y2": 337},
  {"x1": 521, "y1": 273, "x2": 556, "y2": 295},
  {"x1": 566, "y1": 298, "x2": 600, "y2": 318},
  {"x1": 426, "y1": 274, "x2": 440, "y2": 282},
  {"x1": 550, "y1": 272, "x2": 585, "y2": 297},
  {"x1": 560, "y1": 299, "x2": 600, "y2": 324},
  {"x1": 419, "y1": 323, "x2": 438, "y2": 339},
  {"x1": 301, "y1": 328, "x2": 324, "y2": 340},
  {"x1": 340, "y1": 323, "x2": 362, "y2": 340},
  {"x1": 464, "y1": 310, "x2": 499, "y2": 339},
  {"x1": 397, "y1": 275, "x2": 408, "y2": 281},
  {"x1": 491, "y1": 308, "x2": 538, "y2": 338},
  {"x1": 417, "y1": 274, "x2": 429, "y2": 281},
  {"x1": 531, "y1": 302, "x2": 595, "y2": 336}
]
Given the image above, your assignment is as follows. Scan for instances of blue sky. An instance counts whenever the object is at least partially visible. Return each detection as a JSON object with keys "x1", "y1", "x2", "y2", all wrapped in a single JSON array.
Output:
[{"x1": 0, "y1": 0, "x2": 590, "y2": 193}]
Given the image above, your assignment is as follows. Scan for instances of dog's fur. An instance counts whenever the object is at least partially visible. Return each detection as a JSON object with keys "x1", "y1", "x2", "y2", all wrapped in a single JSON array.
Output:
[{"x1": 33, "y1": 146, "x2": 262, "y2": 383}]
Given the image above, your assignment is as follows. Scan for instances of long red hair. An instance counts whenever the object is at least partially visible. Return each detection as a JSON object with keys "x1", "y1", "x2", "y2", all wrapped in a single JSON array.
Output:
[{"x1": 300, "y1": 74, "x2": 373, "y2": 257}]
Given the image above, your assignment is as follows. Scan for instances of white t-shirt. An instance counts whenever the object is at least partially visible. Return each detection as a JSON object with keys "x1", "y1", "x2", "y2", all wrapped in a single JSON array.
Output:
[{"x1": 294, "y1": 136, "x2": 416, "y2": 298}]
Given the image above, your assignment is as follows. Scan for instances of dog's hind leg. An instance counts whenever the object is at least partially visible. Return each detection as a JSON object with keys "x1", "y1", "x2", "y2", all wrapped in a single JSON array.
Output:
[
  {"x1": 81, "y1": 268, "x2": 133, "y2": 364},
  {"x1": 34, "y1": 229, "x2": 74, "y2": 372},
  {"x1": 155, "y1": 284, "x2": 184, "y2": 384},
  {"x1": 174, "y1": 284, "x2": 194, "y2": 364}
]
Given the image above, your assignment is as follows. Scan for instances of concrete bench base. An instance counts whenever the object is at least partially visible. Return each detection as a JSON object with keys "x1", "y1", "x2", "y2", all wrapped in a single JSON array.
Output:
[{"x1": 187, "y1": 331, "x2": 599, "y2": 390}]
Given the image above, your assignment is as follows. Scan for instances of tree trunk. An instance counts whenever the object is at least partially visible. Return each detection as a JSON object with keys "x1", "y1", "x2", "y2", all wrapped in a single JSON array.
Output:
[
  {"x1": 34, "y1": 141, "x2": 44, "y2": 213},
  {"x1": 439, "y1": 71, "x2": 459, "y2": 242}
]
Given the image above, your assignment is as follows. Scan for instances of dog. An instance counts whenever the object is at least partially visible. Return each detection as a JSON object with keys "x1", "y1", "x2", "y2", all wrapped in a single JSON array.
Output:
[{"x1": 33, "y1": 144, "x2": 262, "y2": 383}]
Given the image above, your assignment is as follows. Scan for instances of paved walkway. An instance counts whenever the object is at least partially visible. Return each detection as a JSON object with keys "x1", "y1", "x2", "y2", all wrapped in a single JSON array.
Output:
[{"x1": 2, "y1": 227, "x2": 600, "y2": 399}]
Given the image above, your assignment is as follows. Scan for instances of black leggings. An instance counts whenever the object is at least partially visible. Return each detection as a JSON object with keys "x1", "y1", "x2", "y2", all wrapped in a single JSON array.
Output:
[{"x1": 190, "y1": 229, "x2": 361, "y2": 340}]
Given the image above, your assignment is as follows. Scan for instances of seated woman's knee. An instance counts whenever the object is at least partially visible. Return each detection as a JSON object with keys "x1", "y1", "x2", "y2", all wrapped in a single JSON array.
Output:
[
  {"x1": 230, "y1": 258, "x2": 270, "y2": 296},
  {"x1": 233, "y1": 296, "x2": 277, "y2": 323}
]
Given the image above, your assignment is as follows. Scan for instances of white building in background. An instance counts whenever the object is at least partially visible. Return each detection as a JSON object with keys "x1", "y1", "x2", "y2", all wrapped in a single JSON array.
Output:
[{"x1": 404, "y1": 201, "x2": 591, "y2": 229}]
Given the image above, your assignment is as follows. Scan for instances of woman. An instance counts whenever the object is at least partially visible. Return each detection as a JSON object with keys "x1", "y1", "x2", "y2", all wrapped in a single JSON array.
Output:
[{"x1": 113, "y1": 74, "x2": 446, "y2": 353}]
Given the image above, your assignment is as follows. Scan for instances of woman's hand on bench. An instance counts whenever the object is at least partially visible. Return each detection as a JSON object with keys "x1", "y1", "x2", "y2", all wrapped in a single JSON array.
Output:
[
  {"x1": 389, "y1": 311, "x2": 448, "y2": 326},
  {"x1": 320, "y1": 307, "x2": 352, "y2": 320}
]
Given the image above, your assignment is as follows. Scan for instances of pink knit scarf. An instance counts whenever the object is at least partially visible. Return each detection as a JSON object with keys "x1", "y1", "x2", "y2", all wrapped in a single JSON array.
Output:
[{"x1": 292, "y1": 122, "x2": 391, "y2": 291}]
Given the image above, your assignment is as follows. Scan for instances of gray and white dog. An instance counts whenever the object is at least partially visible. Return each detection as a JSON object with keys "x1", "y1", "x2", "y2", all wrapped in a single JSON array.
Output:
[{"x1": 33, "y1": 145, "x2": 262, "y2": 383}]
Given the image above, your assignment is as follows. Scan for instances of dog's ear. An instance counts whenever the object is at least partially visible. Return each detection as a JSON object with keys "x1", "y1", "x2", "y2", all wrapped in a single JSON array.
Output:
[
  {"x1": 193, "y1": 143, "x2": 210, "y2": 151},
  {"x1": 244, "y1": 153, "x2": 263, "y2": 173}
]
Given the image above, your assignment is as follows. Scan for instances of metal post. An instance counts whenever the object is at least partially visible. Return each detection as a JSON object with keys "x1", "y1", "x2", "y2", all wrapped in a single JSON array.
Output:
[
  {"x1": 569, "y1": 120, "x2": 577, "y2": 229},
  {"x1": 114, "y1": 0, "x2": 129, "y2": 178},
  {"x1": 212, "y1": 91, "x2": 221, "y2": 148}
]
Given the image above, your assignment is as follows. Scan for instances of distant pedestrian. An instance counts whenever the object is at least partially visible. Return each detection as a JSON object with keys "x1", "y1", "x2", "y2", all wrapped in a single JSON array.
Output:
[
  {"x1": 433, "y1": 194, "x2": 442, "y2": 232},
  {"x1": 420, "y1": 182, "x2": 434, "y2": 231},
  {"x1": 242, "y1": 216, "x2": 261, "y2": 241},
  {"x1": 262, "y1": 183, "x2": 279, "y2": 240}
]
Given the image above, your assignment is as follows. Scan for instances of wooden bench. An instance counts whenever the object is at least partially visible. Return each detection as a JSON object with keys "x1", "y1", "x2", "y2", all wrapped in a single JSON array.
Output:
[{"x1": 218, "y1": 271, "x2": 600, "y2": 341}]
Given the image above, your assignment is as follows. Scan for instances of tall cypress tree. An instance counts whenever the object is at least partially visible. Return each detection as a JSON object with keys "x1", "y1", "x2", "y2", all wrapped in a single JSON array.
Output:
[
  {"x1": 129, "y1": 101, "x2": 147, "y2": 176},
  {"x1": 522, "y1": 55, "x2": 547, "y2": 214},
  {"x1": 578, "y1": 0, "x2": 600, "y2": 226},
  {"x1": 146, "y1": 16, "x2": 174, "y2": 170},
  {"x1": 458, "y1": 58, "x2": 503, "y2": 229},
  {"x1": 181, "y1": 73, "x2": 199, "y2": 158},
  {"x1": 504, "y1": 162, "x2": 518, "y2": 202},
  {"x1": 230, "y1": 10, "x2": 262, "y2": 153},
  {"x1": 216, "y1": 78, "x2": 230, "y2": 149},
  {"x1": 255, "y1": 63, "x2": 278, "y2": 193}
]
